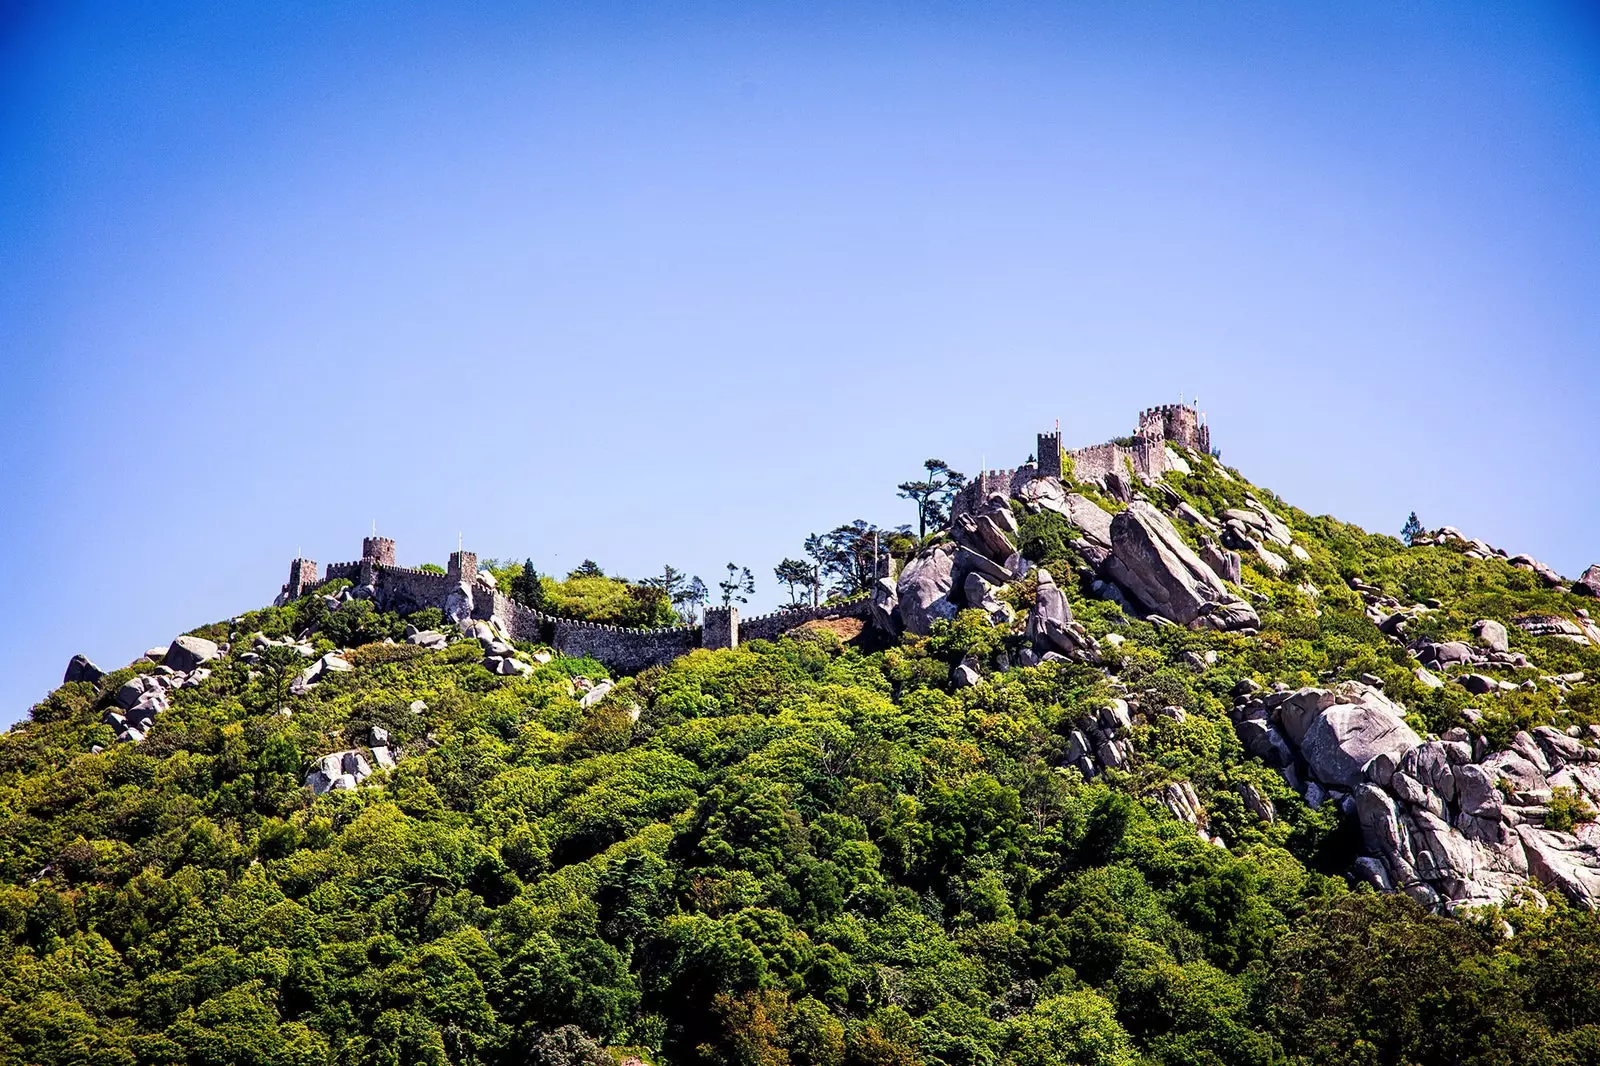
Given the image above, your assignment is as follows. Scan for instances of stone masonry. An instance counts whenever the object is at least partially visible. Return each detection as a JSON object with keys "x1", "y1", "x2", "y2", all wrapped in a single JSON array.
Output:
[
  {"x1": 953, "y1": 402, "x2": 1212, "y2": 520},
  {"x1": 279, "y1": 538, "x2": 870, "y2": 674}
]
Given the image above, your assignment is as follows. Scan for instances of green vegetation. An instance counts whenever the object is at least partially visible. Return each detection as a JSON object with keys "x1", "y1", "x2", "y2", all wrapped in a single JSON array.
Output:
[{"x1": 3, "y1": 451, "x2": 1600, "y2": 1065}]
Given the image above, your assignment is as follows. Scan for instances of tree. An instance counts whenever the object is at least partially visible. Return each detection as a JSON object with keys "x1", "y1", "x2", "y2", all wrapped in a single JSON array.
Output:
[
  {"x1": 1401, "y1": 512, "x2": 1424, "y2": 546},
  {"x1": 511, "y1": 558, "x2": 545, "y2": 610},
  {"x1": 897, "y1": 459, "x2": 967, "y2": 540},
  {"x1": 806, "y1": 521, "x2": 885, "y2": 598},
  {"x1": 643, "y1": 565, "x2": 688, "y2": 599},
  {"x1": 677, "y1": 576, "x2": 710, "y2": 625},
  {"x1": 569, "y1": 560, "x2": 605, "y2": 579},
  {"x1": 257, "y1": 642, "x2": 305, "y2": 717},
  {"x1": 774, "y1": 559, "x2": 818, "y2": 609},
  {"x1": 719, "y1": 564, "x2": 755, "y2": 607}
]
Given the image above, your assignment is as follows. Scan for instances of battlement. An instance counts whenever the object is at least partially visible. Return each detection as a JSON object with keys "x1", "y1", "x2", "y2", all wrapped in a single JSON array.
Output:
[
  {"x1": 950, "y1": 401, "x2": 1216, "y2": 518},
  {"x1": 362, "y1": 537, "x2": 395, "y2": 566},
  {"x1": 278, "y1": 535, "x2": 864, "y2": 675},
  {"x1": 1137, "y1": 402, "x2": 1209, "y2": 454}
]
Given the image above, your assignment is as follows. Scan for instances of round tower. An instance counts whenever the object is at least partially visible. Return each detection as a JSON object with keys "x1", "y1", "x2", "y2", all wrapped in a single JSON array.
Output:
[{"x1": 362, "y1": 536, "x2": 396, "y2": 567}]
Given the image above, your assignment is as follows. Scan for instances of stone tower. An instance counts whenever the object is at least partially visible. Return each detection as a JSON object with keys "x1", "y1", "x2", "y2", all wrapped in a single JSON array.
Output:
[
  {"x1": 287, "y1": 558, "x2": 318, "y2": 600},
  {"x1": 448, "y1": 550, "x2": 478, "y2": 584},
  {"x1": 362, "y1": 536, "x2": 396, "y2": 567},
  {"x1": 1137, "y1": 404, "x2": 1209, "y2": 454},
  {"x1": 703, "y1": 606, "x2": 739, "y2": 650},
  {"x1": 1037, "y1": 431, "x2": 1062, "y2": 479}
]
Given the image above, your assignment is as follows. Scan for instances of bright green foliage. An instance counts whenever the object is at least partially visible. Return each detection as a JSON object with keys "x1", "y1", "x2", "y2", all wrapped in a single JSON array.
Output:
[{"x1": 3, "y1": 451, "x2": 1600, "y2": 1065}]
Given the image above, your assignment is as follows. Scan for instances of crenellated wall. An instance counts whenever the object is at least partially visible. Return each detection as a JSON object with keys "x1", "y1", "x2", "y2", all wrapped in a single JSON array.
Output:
[
  {"x1": 280, "y1": 540, "x2": 869, "y2": 675},
  {"x1": 950, "y1": 402, "x2": 1213, "y2": 519}
]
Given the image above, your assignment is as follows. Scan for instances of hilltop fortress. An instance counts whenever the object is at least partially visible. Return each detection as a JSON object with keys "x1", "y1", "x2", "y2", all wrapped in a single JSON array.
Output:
[
  {"x1": 954, "y1": 401, "x2": 1210, "y2": 518},
  {"x1": 276, "y1": 402, "x2": 1211, "y2": 671}
]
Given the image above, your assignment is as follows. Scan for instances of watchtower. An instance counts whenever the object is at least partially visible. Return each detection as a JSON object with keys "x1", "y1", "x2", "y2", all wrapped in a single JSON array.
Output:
[
  {"x1": 362, "y1": 537, "x2": 396, "y2": 566},
  {"x1": 703, "y1": 606, "x2": 739, "y2": 651},
  {"x1": 448, "y1": 550, "x2": 478, "y2": 584},
  {"x1": 1137, "y1": 403, "x2": 1209, "y2": 454},
  {"x1": 287, "y1": 558, "x2": 318, "y2": 600},
  {"x1": 1037, "y1": 431, "x2": 1062, "y2": 479}
]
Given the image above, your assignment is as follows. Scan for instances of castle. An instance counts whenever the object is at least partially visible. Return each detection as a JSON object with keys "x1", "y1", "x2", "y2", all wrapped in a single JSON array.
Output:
[
  {"x1": 954, "y1": 402, "x2": 1210, "y2": 518},
  {"x1": 278, "y1": 401, "x2": 1208, "y2": 672},
  {"x1": 278, "y1": 538, "x2": 870, "y2": 672}
]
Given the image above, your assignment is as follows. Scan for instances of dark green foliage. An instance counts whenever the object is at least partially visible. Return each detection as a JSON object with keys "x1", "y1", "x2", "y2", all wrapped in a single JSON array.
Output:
[{"x1": 511, "y1": 558, "x2": 546, "y2": 610}]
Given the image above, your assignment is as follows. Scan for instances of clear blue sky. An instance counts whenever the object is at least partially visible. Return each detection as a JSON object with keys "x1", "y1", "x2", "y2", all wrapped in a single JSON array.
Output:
[{"x1": 3, "y1": 1, "x2": 1597, "y2": 724}]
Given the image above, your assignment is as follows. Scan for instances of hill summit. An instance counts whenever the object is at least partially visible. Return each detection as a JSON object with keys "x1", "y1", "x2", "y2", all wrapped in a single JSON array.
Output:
[{"x1": 7, "y1": 402, "x2": 1600, "y2": 1066}]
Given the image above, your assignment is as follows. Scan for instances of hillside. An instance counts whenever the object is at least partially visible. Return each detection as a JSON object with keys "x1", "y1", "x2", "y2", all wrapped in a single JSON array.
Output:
[{"x1": 5, "y1": 411, "x2": 1600, "y2": 1066}]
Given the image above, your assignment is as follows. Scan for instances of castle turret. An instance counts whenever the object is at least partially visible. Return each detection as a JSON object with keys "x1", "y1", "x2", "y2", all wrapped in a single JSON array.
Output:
[
  {"x1": 448, "y1": 549, "x2": 478, "y2": 584},
  {"x1": 703, "y1": 606, "x2": 739, "y2": 650},
  {"x1": 1037, "y1": 431, "x2": 1062, "y2": 480},
  {"x1": 362, "y1": 536, "x2": 396, "y2": 567},
  {"x1": 286, "y1": 558, "x2": 318, "y2": 600}
]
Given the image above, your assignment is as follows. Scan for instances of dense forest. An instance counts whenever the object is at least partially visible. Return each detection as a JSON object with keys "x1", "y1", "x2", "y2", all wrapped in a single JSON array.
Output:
[{"x1": 4, "y1": 449, "x2": 1600, "y2": 1066}]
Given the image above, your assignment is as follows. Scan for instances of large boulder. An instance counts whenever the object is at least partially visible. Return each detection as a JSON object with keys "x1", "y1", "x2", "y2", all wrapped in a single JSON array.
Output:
[
  {"x1": 953, "y1": 511, "x2": 1017, "y2": 563},
  {"x1": 1574, "y1": 565, "x2": 1600, "y2": 598},
  {"x1": 1102, "y1": 503, "x2": 1257, "y2": 630},
  {"x1": 1472, "y1": 619, "x2": 1510, "y2": 653},
  {"x1": 1065, "y1": 494, "x2": 1115, "y2": 549},
  {"x1": 63, "y1": 654, "x2": 104, "y2": 686},
  {"x1": 896, "y1": 546, "x2": 958, "y2": 636},
  {"x1": 1026, "y1": 569, "x2": 1100, "y2": 662},
  {"x1": 165, "y1": 635, "x2": 221, "y2": 673},
  {"x1": 870, "y1": 577, "x2": 902, "y2": 636},
  {"x1": 1294, "y1": 685, "x2": 1423, "y2": 789}
]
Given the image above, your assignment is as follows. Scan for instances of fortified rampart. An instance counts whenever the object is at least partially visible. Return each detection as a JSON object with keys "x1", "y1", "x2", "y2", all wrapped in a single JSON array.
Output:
[
  {"x1": 952, "y1": 402, "x2": 1210, "y2": 519},
  {"x1": 278, "y1": 537, "x2": 869, "y2": 675}
]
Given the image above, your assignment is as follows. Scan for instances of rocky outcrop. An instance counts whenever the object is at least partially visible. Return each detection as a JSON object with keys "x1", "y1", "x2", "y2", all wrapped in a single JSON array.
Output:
[
  {"x1": 292, "y1": 652, "x2": 353, "y2": 695},
  {"x1": 305, "y1": 747, "x2": 401, "y2": 795},
  {"x1": 1025, "y1": 569, "x2": 1100, "y2": 662},
  {"x1": 165, "y1": 635, "x2": 221, "y2": 673},
  {"x1": 63, "y1": 654, "x2": 104, "y2": 686},
  {"x1": 1232, "y1": 681, "x2": 1600, "y2": 911},
  {"x1": 1575, "y1": 565, "x2": 1600, "y2": 599},
  {"x1": 896, "y1": 545, "x2": 958, "y2": 636},
  {"x1": 1101, "y1": 503, "x2": 1258, "y2": 631},
  {"x1": 870, "y1": 577, "x2": 902, "y2": 636}
]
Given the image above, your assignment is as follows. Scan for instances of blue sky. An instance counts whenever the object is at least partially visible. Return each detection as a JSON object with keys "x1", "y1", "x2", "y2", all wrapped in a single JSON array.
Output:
[{"x1": 2, "y1": 1, "x2": 1597, "y2": 724}]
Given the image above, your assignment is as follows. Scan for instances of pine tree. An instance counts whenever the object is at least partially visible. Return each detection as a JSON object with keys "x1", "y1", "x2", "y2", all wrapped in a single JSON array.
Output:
[
  {"x1": 511, "y1": 558, "x2": 545, "y2": 610},
  {"x1": 1401, "y1": 512, "x2": 1423, "y2": 547}
]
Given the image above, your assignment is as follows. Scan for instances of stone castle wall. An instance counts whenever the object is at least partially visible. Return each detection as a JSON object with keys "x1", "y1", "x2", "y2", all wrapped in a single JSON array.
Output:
[
  {"x1": 953, "y1": 403, "x2": 1209, "y2": 517},
  {"x1": 281, "y1": 546, "x2": 867, "y2": 675}
]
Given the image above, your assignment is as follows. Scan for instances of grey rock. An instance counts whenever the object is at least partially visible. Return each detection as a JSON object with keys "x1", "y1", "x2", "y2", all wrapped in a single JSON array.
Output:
[
  {"x1": 64, "y1": 654, "x2": 104, "y2": 686},
  {"x1": 1199, "y1": 538, "x2": 1242, "y2": 585},
  {"x1": 896, "y1": 546, "x2": 958, "y2": 636},
  {"x1": 952, "y1": 660, "x2": 981, "y2": 688},
  {"x1": 1027, "y1": 569, "x2": 1101, "y2": 662},
  {"x1": 1459, "y1": 673, "x2": 1499, "y2": 696},
  {"x1": 1473, "y1": 619, "x2": 1510, "y2": 653},
  {"x1": 1104, "y1": 469, "x2": 1135, "y2": 503},
  {"x1": 1573, "y1": 564, "x2": 1600, "y2": 598},
  {"x1": 579, "y1": 679, "x2": 614, "y2": 708},
  {"x1": 165, "y1": 635, "x2": 221, "y2": 673},
  {"x1": 406, "y1": 629, "x2": 449, "y2": 650},
  {"x1": 954, "y1": 545, "x2": 1011, "y2": 585},
  {"x1": 1102, "y1": 502, "x2": 1256, "y2": 630},
  {"x1": 870, "y1": 576, "x2": 902, "y2": 635},
  {"x1": 1239, "y1": 781, "x2": 1275, "y2": 824},
  {"x1": 953, "y1": 511, "x2": 1017, "y2": 563}
]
